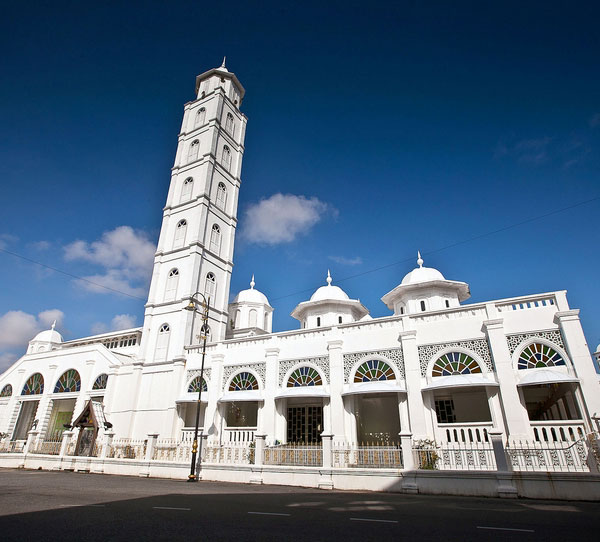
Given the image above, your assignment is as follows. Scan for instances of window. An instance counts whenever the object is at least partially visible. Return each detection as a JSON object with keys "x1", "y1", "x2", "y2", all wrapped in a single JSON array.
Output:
[
  {"x1": 54, "y1": 369, "x2": 81, "y2": 393},
  {"x1": 204, "y1": 272, "x2": 216, "y2": 301},
  {"x1": 165, "y1": 268, "x2": 179, "y2": 301},
  {"x1": 432, "y1": 352, "x2": 481, "y2": 377},
  {"x1": 435, "y1": 399, "x2": 456, "y2": 423},
  {"x1": 92, "y1": 374, "x2": 108, "y2": 390},
  {"x1": 187, "y1": 139, "x2": 200, "y2": 162},
  {"x1": 181, "y1": 177, "x2": 193, "y2": 202},
  {"x1": 248, "y1": 309, "x2": 258, "y2": 328},
  {"x1": 445, "y1": 299, "x2": 450, "y2": 308},
  {"x1": 287, "y1": 366, "x2": 323, "y2": 387},
  {"x1": 338, "y1": 316, "x2": 342, "y2": 324},
  {"x1": 518, "y1": 343, "x2": 566, "y2": 370},
  {"x1": 420, "y1": 300, "x2": 426, "y2": 312},
  {"x1": 229, "y1": 371, "x2": 259, "y2": 391},
  {"x1": 155, "y1": 324, "x2": 170, "y2": 360},
  {"x1": 174, "y1": 219, "x2": 187, "y2": 248},
  {"x1": 399, "y1": 305, "x2": 405, "y2": 315},
  {"x1": 222, "y1": 145, "x2": 231, "y2": 171},
  {"x1": 225, "y1": 401, "x2": 257, "y2": 427},
  {"x1": 354, "y1": 360, "x2": 396, "y2": 383},
  {"x1": 195, "y1": 107, "x2": 206, "y2": 127},
  {"x1": 188, "y1": 376, "x2": 208, "y2": 393},
  {"x1": 0, "y1": 384, "x2": 12, "y2": 397},
  {"x1": 316, "y1": 317, "x2": 321, "y2": 327},
  {"x1": 225, "y1": 112, "x2": 234, "y2": 136},
  {"x1": 21, "y1": 373, "x2": 44, "y2": 395},
  {"x1": 209, "y1": 224, "x2": 221, "y2": 254},
  {"x1": 216, "y1": 182, "x2": 227, "y2": 210},
  {"x1": 234, "y1": 310, "x2": 241, "y2": 329}
]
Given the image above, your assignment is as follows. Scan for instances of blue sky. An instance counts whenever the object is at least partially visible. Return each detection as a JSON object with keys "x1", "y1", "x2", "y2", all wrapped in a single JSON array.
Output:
[{"x1": 1, "y1": 1, "x2": 599, "y2": 369}]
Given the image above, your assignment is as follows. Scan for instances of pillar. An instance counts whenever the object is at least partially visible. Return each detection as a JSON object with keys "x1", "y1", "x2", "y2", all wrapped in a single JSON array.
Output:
[
  {"x1": 261, "y1": 348, "x2": 279, "y2": 440},
  {"x1": 399, "y1": 330, "x2": 429, "y2": 439},
  {"x1": 327, "y1": 339, "x2": 345, "y2": 441},
  {"x1": 488, "y1": 429, "x2": 518, "y2": 498}
]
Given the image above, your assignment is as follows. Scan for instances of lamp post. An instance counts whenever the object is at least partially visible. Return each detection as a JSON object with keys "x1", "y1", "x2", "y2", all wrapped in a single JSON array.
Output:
[{"x1": 184, "y1": 291, "x2": 210, "y2": 482}]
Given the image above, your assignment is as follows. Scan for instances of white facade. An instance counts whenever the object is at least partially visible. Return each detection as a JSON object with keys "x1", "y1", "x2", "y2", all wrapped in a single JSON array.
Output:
[{"x1": 1, "y1": 63, "x2": 599, "y2": 461}]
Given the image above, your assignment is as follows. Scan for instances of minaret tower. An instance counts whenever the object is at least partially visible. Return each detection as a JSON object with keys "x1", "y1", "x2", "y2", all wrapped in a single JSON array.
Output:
[{"x1": 139, "y1": 60, "x2": 247, "y2": 364}]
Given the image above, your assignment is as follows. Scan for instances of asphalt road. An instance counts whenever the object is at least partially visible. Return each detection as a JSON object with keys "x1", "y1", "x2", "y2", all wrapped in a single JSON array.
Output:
[{"x1": 0, "y1": 469, "x2": 598, "y2": 541}]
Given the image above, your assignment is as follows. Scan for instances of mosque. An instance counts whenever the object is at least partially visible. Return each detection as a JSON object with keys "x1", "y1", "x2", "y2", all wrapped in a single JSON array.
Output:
[{"x1": 1, "y1": 62, "x2": 599, "y2": 459}]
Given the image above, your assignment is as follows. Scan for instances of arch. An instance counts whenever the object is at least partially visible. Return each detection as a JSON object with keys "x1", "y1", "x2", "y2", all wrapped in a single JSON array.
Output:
[
  {"x1": 204, "y1": 272, "x2": 216, "y2": 301},
  {"x1": 165, "y1": 268, "x2": 180, "y2": 301},
  {"x1": 222, "y1": 145, "x2": 231, "y2": 171},
  {"x1": 187, "y1": 376, "x2": 208, "y2": 393},
  {"x1": 54, "y1": 369, "x2": 81, "y2": 393},
  {"x1": 174, "y1": 219, "x2": 187, "y2": 248},
  {"x1": 353, "y1": 359, "x2": 396, "y2": 383},
  {"x1": 92, "y1": 374, "x2": 108, "y2": 390},
  {"x1": 287, "y1": 366, "x2": 323, "y2": 387},
  {"x1": 156, "y1": 323, "x2": 170, "y2": 360},
  {"x1": 228, "y1": 371, "x2": 259, "y2": 391},
  {"x1": 188, "y1": 139, "x2": 200, "y2": 162},
  {"x1": 248, "y1": 309, "x2": 257, "y2": 327},
  {"x1": 181, "y1": 177, "x2": 193, "y2": 202},
  {"x1": 431, "y1": 352, "x2": 482, "y2": 377},
  {"x1": 209, "y1": 224, "x2": 221, "y2": 254},
  {"x1": 517, "y1": 342, "x2": 566, "y2": 370},
  {"x1": 0, "y1": 384, "x2": 12, "y2": 397},
  {"x1": 216, "y1": 182, "x2": 227, "y2": 210},
  {"x1": 195, "y1": 107, "x2": 206, "y2": 127},
  {"x1": 21, "y1": 373, "x2": 44, "y2": 395},
  {"x1": 234, "y1": 309, "x2": 241, "y2": 329},
  {"x1": 225, "y1": 112, "x2": 234, "y2": 136}
]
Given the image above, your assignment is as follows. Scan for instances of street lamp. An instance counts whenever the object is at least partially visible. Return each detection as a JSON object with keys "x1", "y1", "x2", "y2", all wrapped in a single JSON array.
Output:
[{"x1": 184, "y1": 291, "x2": 210, "y2": 482}]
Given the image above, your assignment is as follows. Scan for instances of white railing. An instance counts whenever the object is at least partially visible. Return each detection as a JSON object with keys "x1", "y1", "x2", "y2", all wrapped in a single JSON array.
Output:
[
  {"x1": 264, "y1": 444, "x2": 322, "y2": 466},
  {"x1": 413, "y1": 442, "x2": 496, "y2": 471},
  {"x1": 223, "y1": 427, "x2": 256, "y2": 443},
  {"x1": 108, "y1": 438, "x2": 147, "y2": 460},
  {"x1": 531, "y1": 421, "x2": 586, "y2": 443},
  {"x1": 153, "y1": 438, "x2": 191, "y2": 462},
  {"x1": 203, "y1": 442, "x2": 254, "y2": 464},
  {"x1": 506, "y1": 437, "x2": 592, "y2": 472},
  {"x1": 0, "y1": 440, "x2": 25, "y2": 453},
  {"x1": 332, "y1": 444, "x2": 403, "y2": 468},
  {"x1": 438, "y1": 423, "x2": 493, "y2": 444},
  {"x1": 181, "y1": 428, "x2": 203, "y2": 444},
  {"x1": 496, "y1": 296, "x2": 556, "y2": 313},
  {"x1": 30, "y1": 438, "x2": 62, "y2": 455},
  {"x1": 411, "y1": 306, "x2": 487, "y2": 324}
]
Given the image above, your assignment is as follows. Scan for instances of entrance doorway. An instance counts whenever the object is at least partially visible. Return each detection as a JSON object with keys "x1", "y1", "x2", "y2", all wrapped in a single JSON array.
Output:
[
  {"x1": 355, "y1": 395, "x2": 401, "y2": 445},
  {"x1": 12, "y1": 400, "x2": 39, "y2": 440},
  {"x1": 287, "y1": 405, "x2": 322, "y2": 443}
]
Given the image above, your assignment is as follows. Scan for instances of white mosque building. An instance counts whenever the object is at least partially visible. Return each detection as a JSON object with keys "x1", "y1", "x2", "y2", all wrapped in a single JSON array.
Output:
[{"x1": 0, "y1": 62, "x2": 599, "y2": 461}]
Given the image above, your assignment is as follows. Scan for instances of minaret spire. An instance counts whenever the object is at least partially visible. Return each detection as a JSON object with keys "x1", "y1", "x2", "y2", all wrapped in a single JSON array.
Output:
[
  {"x1": 51, "y1": 320, "x2": 56, "y2": 331},
  {"x1": 417, "y1": 251, "x2": 424, "y2": 268},
  {"x1": 326, "y1": 269, "x2": 332, "y2": 285},
  {"x1": 221, "y1": 56, "x2": 227, "y2": 68},
  {"x1": 250, "y1": 274, "x2": 255, "y2": 289}
]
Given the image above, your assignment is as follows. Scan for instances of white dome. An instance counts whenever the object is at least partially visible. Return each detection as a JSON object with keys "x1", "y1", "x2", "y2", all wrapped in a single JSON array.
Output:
[
  {"x1": 32, "y1": 328, "x2": 63, "y2": 343},
  {"x1": 401, "y1": 266, "x2": 445, "y2": 285},
  {"x1": 309, "y1": 271, "x2": 349, "y2": 302},
  {"x1": 232, "y1": 276, "x2": 270, "y2": 306}
]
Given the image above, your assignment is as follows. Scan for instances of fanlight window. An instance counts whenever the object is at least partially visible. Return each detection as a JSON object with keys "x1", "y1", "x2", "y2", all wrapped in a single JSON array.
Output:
[
  {"x1": 0, "y1": 384, "x2": 12, "y2": 397},
  {"x1": 354, "y1": 360, "x2": 395, "y2": 383},
  {"x1": 174, "y1": 219, "x2": 187, "y2": 248},
  {"x1": 195, "y1": 107, "x2": 206, "y2": 127},
  {"x1": 188, "y1": 376, "x2": 208, "y2": 393},
  {"x1": 518, "y1": 343, "x2": 566, "y2": 370},
  {"x1": 204, "y1": 272, "x2": 216, "y2": 301},
  {"x1": 181, "y1": 177, "x2": 193, "y2": 201},
  {"x1": 22, "y1": 373, "x2": 44, "y2": 395},
  {"x1": 432, "y1": 352, "x2": 481, "y2": 377},
  {"x1": 209, "y1": 224, "x2": 221, "y2": 254},
  {"x1": 216, "y1": 182, "x2": 227, "y2": 210},
  {"x1": 225, "y1": 112, "x2": 234, "y2": 136},
  {"x1": 54, "y1": 369, "x2": 81, "y2": 393},
  {"x1": 229, "y1": 372, "x2": 258, "y2": 391},
  {"x1": 188, "y1": 139, "x2": 200, "y2": 162},
  {"x1": 92, "y1": 374, "x2": 108, "y2": 390},
  {"x1": 287, "y1": 366, "x2": 323, "y2": 387},
  {"x1": 222, "y1": 145, "x2": 231, "y2": 171}
]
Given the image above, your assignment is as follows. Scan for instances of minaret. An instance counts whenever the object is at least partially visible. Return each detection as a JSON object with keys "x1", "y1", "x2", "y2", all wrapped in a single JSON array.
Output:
[{"x1": 139, "y1": 61, "x2": 247, "y2": 364}]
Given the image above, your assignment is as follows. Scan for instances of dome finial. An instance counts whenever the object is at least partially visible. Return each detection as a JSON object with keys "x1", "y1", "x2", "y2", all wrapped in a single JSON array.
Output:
[
  {"x1": 417, "y1": 251, "x2": 424, "y2": 268},
  {"x1": 51, "y1": 320, "x2": 56, "y2": 331},
  {"x1": 221, "y1": 56, "x2": 227, "y2": 68},
  {"x1": 250, "y1": 274, "x2": 255, "y2": 289},
  {"x1": 326, "y1": 269, "x2": 332, "y2": 285}
]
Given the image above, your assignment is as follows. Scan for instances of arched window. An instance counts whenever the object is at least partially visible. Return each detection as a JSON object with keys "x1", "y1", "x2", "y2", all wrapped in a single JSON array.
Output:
[
  {"x1": 287, "y1": 366, "x2": 323, "y2": 387},
  {"x1": 188, "y1": 376, "x2": 208, "y2": 393},
  {"x1": 156, "y1": 324, "x2": 170, "y2": 360},
  {"x1": 338, "y1": 316, "x2": 343, "y2": 324},
  {"x1": 354, "y1": 360, "x2": 396, "y2": 383},
  {"x1": 209, "y1": 224, "x2": 221, "y2": 254},
  {"x1": 204, "y1": 272, "x2": 216, "y2": 301},
  {"x1": 432, "y1": 352, "x2": 481, "y2": 377},
  {"x1": 420, "y1": 300, "x2": 426, "y2": 312},
  {"x1": 222, "y1": 145, "x2": 231, "y2": 171},
  {"x1": 195, "y1": 107, "x2": 206, "y2": 127},
  {"x1": 165, "y1": 268, "x2": 179, "y2": 301},
  {"x1": 21, "y1": 373, "x2": 44, "y2": 395},
  {"x1": 54, "y1": 369, "x2": 81, "y2": 393},
  {"x1": 518, "y1": 343, "x2": 566, "y2": 370},
  {"x1": 181, "y1": 177, "x2": 193, "y2": 202},
  {"x1": 316, "y1": 317, "x2": 321, "y2": 327},
  {"x1": 445, "y1": 299, "x2": 450, "y2": 308},
  {"x1": 0, "y1": 384, "x2": 12, "y2": 397},
  {"x1": 188, "y1": 139, "x2": 200, "y2": 162},
  {"x1": 216, "y1": 182, "x2": 227, "y2": 210},
  {"x1": 249, "y1": 309, "x2": 257, "y2": 327},
  {"x1": 229, "y1": 372, "x2": 259, "y2": 391},
  {"x1": 174, "y1": 219, "x2": 187, "y2": 248},
  {"x1": 225, "y1": 112, "x2": 234, "y2": 136},
  {"x1": 234, "y1": 309, "x2": 241, "y2": 329},
  {"x1": 92, "y1": 374, "x2": 108, "y2": 390},
  {"x1": 399, "y1": 305, "x2": 405, "y2": 315}
]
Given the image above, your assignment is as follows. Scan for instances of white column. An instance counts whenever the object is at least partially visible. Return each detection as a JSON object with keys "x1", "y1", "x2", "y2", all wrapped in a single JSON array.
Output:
[
  {"x1": 327, "y1": 339, "x2": 345, "y2": 441},
  {"x1": 399, "y1": 330, "x2": 429, "y2": 439},
  {"x1": 168, "y1": 358, "x2": 186, "y2": 439},
  {"x1": 205, "y1": 353, "x2": 223, "y2": 443},
  {"x1": 262, "y1": 347, "x2": 279, "y2": 439}
]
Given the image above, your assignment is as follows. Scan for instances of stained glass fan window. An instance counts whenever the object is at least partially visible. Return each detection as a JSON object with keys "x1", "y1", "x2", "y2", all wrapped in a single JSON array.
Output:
[
  {"x1": 229, "y1": 372, "x2": 258, "y2": 391},
  {"x1": 54, "y1": 370, "x2": 81, "y2": 393},
  {"x1": 287, "y1": 367, "x2": 323, "y2": 387},
  {"x1": 518, "y1": 343, "x2": 566, "y2": 370},
  {"x1": 188, "y1": 376, "x2": 208, "y2": 393},
  {"x1": 0, "y1": 384, "x2": 12, "y2": 397},
  {"x1": 432, "y1": 352, "x2": 481, "y2": 377},
  {"x1": 92, "y1": 374, "x2": 108, "y2": 390},
  {"x1": 21, "y1": 373, "x2": 44, "y2": 395},
  {"x1": 353, "y1": 360, "x2": 395, "y2": 382}
]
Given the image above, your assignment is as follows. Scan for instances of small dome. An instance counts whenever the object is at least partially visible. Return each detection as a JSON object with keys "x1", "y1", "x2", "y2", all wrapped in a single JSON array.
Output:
[
  {"x1": 595, "y1": 344, "x2": 600, "y2": 354},
  {"x1": 401, "y1": 252, "x2": 445, "y2": 285},
  {"x1": 309, "y1": 271, "x2": 350, "y2": 302},
  {"x1": 32, "y1": 326, "x2": 63, "y2": 343},
  {"x1": 233, "y1": 275, "x2": 270, "y2": 306}
]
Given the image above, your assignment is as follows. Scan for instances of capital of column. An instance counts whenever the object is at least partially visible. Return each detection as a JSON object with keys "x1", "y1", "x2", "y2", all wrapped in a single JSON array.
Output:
[
  {"x1": 554, "y1": 310, "x2": 580, "y2": 324},
  {"x1": 398, "y1": 330, "x2": 417, "y2": 341},
  {"x1": 85, "y1": 359, "x2": 95, "y2": 366},
  {"x1": 327, "y1": 340, "x2": 343, "y2": 350},
  {"x1": 265, "y1": 347, "x2": 280, "y2": 356},
  {"x1": 482, "y1": 318, "x2": 504, "y2": 332},
  {"x1": 49, "y1": 364, "x2": 58, "y2": 370},
  {"x1": 211, "y1": 353, "x2": 225, "y2": 363}
]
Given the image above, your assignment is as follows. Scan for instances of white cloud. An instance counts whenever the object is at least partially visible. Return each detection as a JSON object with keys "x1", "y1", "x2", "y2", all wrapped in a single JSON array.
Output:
[
  {"x1": 90, "y1": 322, "x2": 108, "y2": 335},
  {"x1": 91, "y1": 313, "x2": 138, "y2": 335},
  {"x1": 329, "y1": 255, "x2": 363, "y2": 266},
  {"x1": 0, "y1": 352, "x2": 17, "y2": 372},
  {"x1": 64, "y1": 226, "x2": 155, "y2": 297},
  {"x1": 240, "y1": 193, "x2": 334, "y2": 245},
  {"x1": 29, "y1": 240, "x2": 51, "y2": 251},
  {"x1": 0, "y1": 233, "x2": 18, "y2": 250}
]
